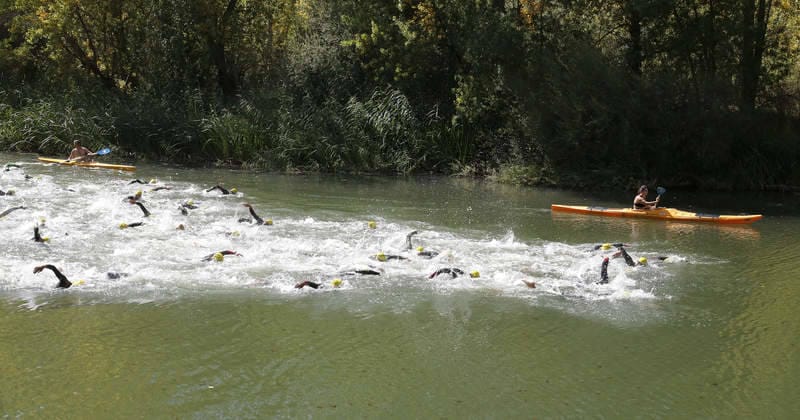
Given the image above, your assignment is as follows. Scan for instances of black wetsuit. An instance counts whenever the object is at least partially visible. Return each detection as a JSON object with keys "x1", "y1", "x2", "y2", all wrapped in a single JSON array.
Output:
[
  {"x1": 428, "y1": 268, "x2": 465, "y2": 279},
  {"x1": 295, "y1": 280, "x2": 322, "y2": 289},
  {"x1": 201, "y1": 250, "x2": 241, "y2": 261},
  {"x1": 240, "y1": 204, "x2": 265, "y2": 225},
  {"x1": 121, "y1": 222, "x2": 144, "y2": 228},
  {"x1": 599, "y1": 257, "x2": 610, "y2": 284},
  {"x1": 206, "y1": 185, "x2": 232, "y2": 195},
  {"x1": 616, "y1": 246, "x2": 636, "y2": 267},
  {"x1": 34, "y1": 265, "x2": 72, "y2": 288},
  {"x1": 32, "y1": 225, "x2": 46, "y2": 242},
  {"x1": 405, "y1": 230, "x2": 439, "y2": 258},
  {"x1": 132, "y1": 201, "x2": 151, "y2": 217},
  {"x1": 338, "y1": 269, "x2": 381, "y2": 276},
  {"x1": 0, "y1": 206, "x2": 25, "y2": 218}
]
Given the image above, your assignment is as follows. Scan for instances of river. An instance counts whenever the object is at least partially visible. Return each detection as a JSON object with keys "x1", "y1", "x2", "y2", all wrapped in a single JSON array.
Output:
[{"x1": 2, "y1": 152, "x2": 799, "y2": 417}]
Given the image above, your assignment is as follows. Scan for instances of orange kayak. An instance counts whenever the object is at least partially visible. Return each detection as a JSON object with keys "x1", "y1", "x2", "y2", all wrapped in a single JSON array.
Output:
[
  {"x1": 37, "y1": 157, "x2": 136, "y2": 172},
  {"x1": 551, "y1": 204, "x2": 762, "y2": 224}
]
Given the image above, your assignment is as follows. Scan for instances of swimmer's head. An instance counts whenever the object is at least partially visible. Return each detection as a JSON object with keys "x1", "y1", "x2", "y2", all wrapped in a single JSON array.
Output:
[
  {"x1": 469, "y1": 271, "x2": 480, "y2": 278},
  {"x1": 416, "y1": 246, "x2": 424, "y2": 252},
  {"x1": 332, "y1": 278, "x2": 343, "y2": 288},
  {"x1": 74, "y1": 279, "x2": 85, "y2": 286},
  {"x1": 601, "y1": 243, "x2": 611, "y2": 250},
  {"x1": 42, "y1": 236, "x2": 50, "y2": 242},
  {"x1": 230, "y1": 188, "x2": 238, "y2": 194},
  {"x1": 135, "y1": 190, "x2": 142, "y2": 198},
  {"x1": 186, "y1": 199, "x2": 194, "y2": 206},
  {"x1": 265, "y1": 219, "x2": 273, "y2": 226},
  {"x1": 149, "y1": 178, "x2": 157, "y2": 184},
  {"x1": 638, "y1": 257, "x2": 648, "y2": 265},
  {"x1": 176, "y1": 224, "x2": 185, "y2": 230},
  {"x1": 213, "y1": 252, "x2": 224, "y2": 262},
  {"x1": 376, "y1": 252, "x2": 387, "y2": 262},
  {"x1": 5, "y1": 189, "x2": 14, "y2": 196},
  {"x1": 368, "y1": 221, "x2": 377, "y2": 229},
  {"x1": 119, "y1": 223, "x2": 129, "y2": 229}
]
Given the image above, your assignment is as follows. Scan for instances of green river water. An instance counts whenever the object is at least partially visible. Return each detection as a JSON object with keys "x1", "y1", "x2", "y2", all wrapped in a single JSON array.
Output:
[{"x1": 1, "y1": 152, "x2": 799, "y2": 418}]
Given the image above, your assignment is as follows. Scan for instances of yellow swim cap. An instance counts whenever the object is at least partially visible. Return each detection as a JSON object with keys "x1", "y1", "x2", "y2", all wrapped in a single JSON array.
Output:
[
  {"x1": 638, "y1": 257, "x2": 648, "y2": 265},
  {"x1": 213, "y1": 252, "x2": 224, "y2": 262},
  {"x1": 230, "y1": 188, "x2": 238, "y2": 194},
  {"x1": 470, "y1": 271, "x2": 480, "y2": 278},
  {"x1": 186, "y1": 199, "x2": 194, "y2": 206},
  {"x1": 376, "y1": 252, "x2": 387, "y2": 262},
  {"x1": 332, "y1": 278, "x2": 343, "y2": 288},
  {"x1": 119, "y1": 223, "x2": 128, "y2": 229},
  {"x1": 42, "y1": 236, "x2": 50, "y2": 242},
  {"x1": 601, "y1": 243, "x2": 611, "y2": 250},
  {"x1": 368, "y1": 221, "x2": 377, "y2": 229},
  {"x1": 265, "y1": 219, "x2": 273, "y2": 226},
  {"x1": 416, "y1": 246, "x2": 424, "y2": 252},
  {"x1": 149, "y1": 178, "x2": 157, "y2": 184},
  {"x1": 74, "y1": 279, "x2": 85, "y2": 286}
]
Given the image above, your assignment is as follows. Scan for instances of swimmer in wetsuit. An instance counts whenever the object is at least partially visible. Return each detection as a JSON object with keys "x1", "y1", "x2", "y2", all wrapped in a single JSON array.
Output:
[
  {"x1": 201, "y1": 250, "x2": 242, "y2": 261},
  {"x1": 428, "y1": 268, "x2": 465, "y2": 279},
  {"x1": 128, "y1": 199, "x2": 151, "y2": 217},
  {"x1": 0, "y1": 189, "x2": 15, "y2": 196},
  {"x1": 405, "y1": 231, "x2": 440, "y2": 258},
  {"x1": 119, "y1": 222, "x2": 144, "y2": 229},
  {"x1": 0, "y1": 206, "x2": 25, "y2": 218},
  {"x1": 371, "y1": 252, "x2": 408, "y2": 262},
  {"x1": 32, "y1": 224, "x2": 49, "y2": 243},
  {"x1": 599, "y1": 257, "x2": 610, "y2": 284},
  {"x1": 295, "y1": 278, "x2": 343, "y2": 289},
  {"x1": 206, "y1": 185, "x2": 237, "y2": 195},
  {"x1": 33, "y1": 265, "x2": 72, "y2": 288},
  {"x1": 239, "y1": 203, "x2": 271, "y2": 225}
]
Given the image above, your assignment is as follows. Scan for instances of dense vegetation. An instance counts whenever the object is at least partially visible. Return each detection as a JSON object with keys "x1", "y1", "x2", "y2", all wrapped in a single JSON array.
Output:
[{"x1": 1, "y1": 0, "x2": 799, "y2": 189}]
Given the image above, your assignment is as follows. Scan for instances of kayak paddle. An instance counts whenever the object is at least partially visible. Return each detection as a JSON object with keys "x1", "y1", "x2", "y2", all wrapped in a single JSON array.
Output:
[
  {"x1": 655, "y1": 186, "x2": 666, "y2": 208},
  {"x1": 95, "y1": 147, "x2": 112, "y2": 156}
]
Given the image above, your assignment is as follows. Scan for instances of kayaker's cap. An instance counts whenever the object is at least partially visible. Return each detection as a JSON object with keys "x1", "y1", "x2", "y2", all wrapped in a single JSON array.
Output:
[{"x1": 638, "y1": 257, "x2": 648, "y2": 265}]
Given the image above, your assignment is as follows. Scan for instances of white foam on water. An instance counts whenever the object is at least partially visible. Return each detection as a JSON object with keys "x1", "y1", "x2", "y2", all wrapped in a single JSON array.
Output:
[{"x1": 1, "y1": 163, "x2": 699, "y2": 310}]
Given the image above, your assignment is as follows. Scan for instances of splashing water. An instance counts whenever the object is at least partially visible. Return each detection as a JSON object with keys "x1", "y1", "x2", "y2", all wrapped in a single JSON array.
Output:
[{"x1": 1, "y1": 160, "x2": 693, "y2": 308}]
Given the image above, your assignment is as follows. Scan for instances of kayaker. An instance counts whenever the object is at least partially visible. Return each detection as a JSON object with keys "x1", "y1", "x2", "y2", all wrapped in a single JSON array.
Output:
[
  {"x1": 633, "y1": 185, "x2": 659, "y2": 210},
  {"x1": 67, "y1": 140, "x2": 95, "y2": 162}
]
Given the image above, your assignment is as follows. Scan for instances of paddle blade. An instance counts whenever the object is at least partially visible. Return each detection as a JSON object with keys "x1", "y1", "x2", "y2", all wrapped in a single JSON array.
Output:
[
  {"x1": 96, "y1": 147, "x2": 112, "y2": 156},
  {"x1": 656, "y1": 186, "x2": 666, "y2": 196}
]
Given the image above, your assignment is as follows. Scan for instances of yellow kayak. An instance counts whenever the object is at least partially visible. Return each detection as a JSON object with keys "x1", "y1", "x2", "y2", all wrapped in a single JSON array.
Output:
[
  {"x1": 37, "y1": 157, "x2": 136, "y2": 172},
  {"x1": 551, "y1": 204, "x2": 762, "y2": 224}
]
